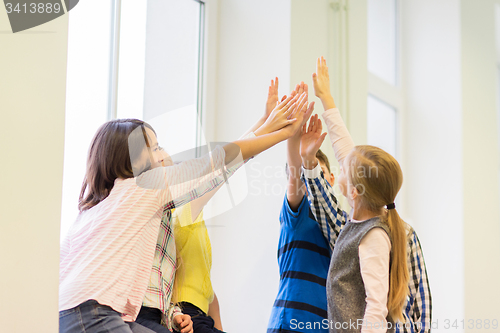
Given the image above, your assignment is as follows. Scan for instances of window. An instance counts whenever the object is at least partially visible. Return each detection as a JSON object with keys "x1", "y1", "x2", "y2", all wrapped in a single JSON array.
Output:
[
  {"x1": 61, "y1": 0, "x2": 205, "y2": 240},
  {"x1": 496, "y1": 3, "x2": 500, "y2": 203},
  {"x1": 367, "y1": 0, "x2": 401, "y2": 159},
  {"x1": 61, "y1": 0, "x2": 114, "y2": 240},
  {"x1": 367, "y1": 95, "x2": 397, "y2": 156}
]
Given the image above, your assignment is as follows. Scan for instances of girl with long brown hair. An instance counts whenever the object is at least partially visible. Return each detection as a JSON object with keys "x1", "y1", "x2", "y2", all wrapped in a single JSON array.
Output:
[{"x1": 59, "y1": 92, "x2": 312, "y2": 333}]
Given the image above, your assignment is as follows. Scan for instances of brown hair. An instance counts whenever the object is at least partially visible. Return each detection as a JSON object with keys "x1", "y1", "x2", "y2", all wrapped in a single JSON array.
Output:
[
  {"x1": 346, "y1": 145, "x2": 409, "y2": 322},
  {"x1": 316, "y1": 149, "x2": 330, "y2": 173},
  {"x1": 78, "y1": 119, "x2": 155, "y2": 212}
]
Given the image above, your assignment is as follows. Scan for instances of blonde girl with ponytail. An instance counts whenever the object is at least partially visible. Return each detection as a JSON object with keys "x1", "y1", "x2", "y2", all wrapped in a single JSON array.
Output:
[{"x1": 343, "y1": 145, "x2": 409, "y2": 324}]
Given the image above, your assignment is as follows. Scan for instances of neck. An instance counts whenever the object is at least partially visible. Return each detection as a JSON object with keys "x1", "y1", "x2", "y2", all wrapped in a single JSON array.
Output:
[{"x1": 351, "y1": 206, "x2": 379, "y2": 221}]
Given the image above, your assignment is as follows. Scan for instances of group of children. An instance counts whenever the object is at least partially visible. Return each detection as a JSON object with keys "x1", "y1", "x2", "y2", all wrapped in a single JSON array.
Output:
[
  {"x1": 268, "y1": 58, "x2": 432, "y2": 333},
  {"x1": 59, "y1": 57, "x2": 432, "y2": 333}
]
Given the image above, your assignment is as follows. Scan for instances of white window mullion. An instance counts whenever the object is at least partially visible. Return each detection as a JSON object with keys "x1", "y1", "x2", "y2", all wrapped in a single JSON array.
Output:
[{"x1": 368, "y1": 73, "x2": 403, "y2": 110}]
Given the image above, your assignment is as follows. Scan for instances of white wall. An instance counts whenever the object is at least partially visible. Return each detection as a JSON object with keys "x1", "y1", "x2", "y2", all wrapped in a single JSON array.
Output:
[
  {"x1": 206, "y1": 1, "x2": 369, "y2": 331},
  {"x1": 0, "y1": 13, "x2": 68, "y2": 333},
  {"x1": 205, "y1": 1, "x2": 291, "y2": 332},
  {"x1": 402, "y1": 0, "x2": 464, "y2": 329},
  {"x1": 461, "y1": 0, "x2": 500, "y2": 329}
]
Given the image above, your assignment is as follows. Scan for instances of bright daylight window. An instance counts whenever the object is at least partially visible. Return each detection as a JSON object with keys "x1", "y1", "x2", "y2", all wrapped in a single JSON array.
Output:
[
  {"x1": 367, "y1": 0, "x2": 401, "y2": 159},
  {"x1": 61, "y1": 0, "x2": 205, "y2": 240},
  {"x1": 496, "y1": 4, "x2": 500, "y2": 206}
]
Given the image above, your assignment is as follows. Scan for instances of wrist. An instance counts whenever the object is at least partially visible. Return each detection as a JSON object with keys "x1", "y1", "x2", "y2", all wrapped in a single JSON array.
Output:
[
  {"x1": 253, "y1": 118, "x2": 268, "y2": 136},
  {"x1": 301, "y1": 156, "x2": 318, "y2": 170},
  {"x1": 254, "y1": 127, "x2": 265, "y2": 136},
  {"x1": 320, "y1": 95, "x2": 336, "y2": 110},
  {"x1": 288, "y1": 133, "x2": 301, "y2": 144}
]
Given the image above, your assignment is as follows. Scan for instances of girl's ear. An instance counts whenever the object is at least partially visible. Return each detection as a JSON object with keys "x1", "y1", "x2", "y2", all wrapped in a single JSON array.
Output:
[{"x1": 350, "y1": 185, "x2": 358, "y2": 201}]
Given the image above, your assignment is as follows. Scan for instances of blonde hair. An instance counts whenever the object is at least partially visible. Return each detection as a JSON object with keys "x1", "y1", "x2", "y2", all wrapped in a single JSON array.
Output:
[{"x1": 346, "y1": 145, "x2": 409, "y2": 322}]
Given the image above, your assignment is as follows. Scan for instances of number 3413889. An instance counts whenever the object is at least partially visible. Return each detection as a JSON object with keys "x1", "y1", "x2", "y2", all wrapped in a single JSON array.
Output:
[
  {"x1": 444, "y1": 319, "x2": 498, "y2": 330},
  {"x1": 5, "y1": 2, "x2": 62, "y2": 14}
]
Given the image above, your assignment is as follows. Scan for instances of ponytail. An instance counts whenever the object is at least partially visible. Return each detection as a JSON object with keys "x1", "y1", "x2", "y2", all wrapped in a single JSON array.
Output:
[{"x1": 386, "y1": 208, "x2": 409, "y2": 323}]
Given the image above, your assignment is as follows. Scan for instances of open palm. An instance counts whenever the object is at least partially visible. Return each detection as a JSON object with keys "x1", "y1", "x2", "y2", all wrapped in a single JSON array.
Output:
[{"x1": 300, "y1": 114, "x2": 327, "y2": 159}]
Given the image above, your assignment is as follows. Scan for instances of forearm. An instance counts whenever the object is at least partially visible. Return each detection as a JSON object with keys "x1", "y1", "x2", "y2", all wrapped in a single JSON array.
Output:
[
  {"x1": 189, "y1": 184, "x2": 222, "y2": 221},
  {"x1": 359, "y1": 229, "x2": 391, "y2": 333},
  {"x1": 208, "y1": 293, "x2": 223, "y2": 330},
  {"x1": 318, "y1": 93, "x2": 336, "y2": 112},
  {"x1": 286, "y1": 137, "x2": 305, "y2": 210},
  {"x1": 241, "y1": 116, "x2": 266, "y2": 139},
  {"x1": 227, "y1": 130, "x2": 286, "y2": 162},
  {"x1": 322, "y1": 107, "x2": 355, "y2": 164}
]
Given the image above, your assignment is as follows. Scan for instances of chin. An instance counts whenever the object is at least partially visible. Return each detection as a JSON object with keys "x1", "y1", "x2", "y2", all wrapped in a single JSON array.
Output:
[{"x1": 162, "y1": 159, "x2": 174, "y2": 167}]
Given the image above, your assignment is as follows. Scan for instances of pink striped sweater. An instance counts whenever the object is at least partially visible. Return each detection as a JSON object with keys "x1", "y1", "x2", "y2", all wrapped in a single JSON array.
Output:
[{"x1": 59, "y1": 146, "x2": 227, "y2": 320}]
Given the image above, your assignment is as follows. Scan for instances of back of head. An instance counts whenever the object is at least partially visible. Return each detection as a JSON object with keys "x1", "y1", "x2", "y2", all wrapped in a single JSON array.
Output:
[
  {"x1": 78, "y1": 118, "x2": 154, "y2": 212},
  {"x1": 347, "y1": 145, "x2": 408, "y2": 322},
  {"x1": 316, "y1": 149, "x2": 331, "y2": 174},
  {"x1": 347, "y1": 145, "x2": 402, "y2": 212}
]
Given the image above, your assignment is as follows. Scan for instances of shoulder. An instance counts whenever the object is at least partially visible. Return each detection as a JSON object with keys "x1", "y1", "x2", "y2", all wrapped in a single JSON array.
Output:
[{"x1": 281, "y1": 194, "x2": 307, "y2": 217}]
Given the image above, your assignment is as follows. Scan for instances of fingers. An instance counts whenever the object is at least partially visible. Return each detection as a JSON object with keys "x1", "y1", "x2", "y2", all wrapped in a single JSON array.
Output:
[
  {"x1": 316, "y1": 118, "x2": 323, "y2": 133},
  {"x1": 288, "y1": 93, "x2": 307, "y2": 119},
  {"x1": 316, "y1": 132, "x2": 327, "y2": 147},
  {"x1": 301, "y1": 123, "x2": 307, "y2": 134},
  {"x1": 298, "y1": 81, "x2": 305, "y2": 95},
  {"x1": 302, "y1": 101, "x2": 315, "y2": 125},
  {"x1": 307, "y1": 114, "x2": 317, "y2": 133},
  {"x1": 284, "y1": 93, "x2": 301, "y2": 112},
  {"x1": 285, "y1": 92, "x2": 306, "y2": 115},
  {"x1": 277, "y1": 94, "x2": 295, "y2": 110},
  {"x1": 179, "y1": 315, "x2": 193, "y2": 333},
  {"x1": 296, "y1": 92, "x2": 308, "y2": 111}
]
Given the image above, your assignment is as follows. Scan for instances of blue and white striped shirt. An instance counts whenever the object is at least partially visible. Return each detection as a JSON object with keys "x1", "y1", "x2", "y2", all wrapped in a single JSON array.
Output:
[{"x1": 268, "y1": 195, "x2": 331, "y2": 333}]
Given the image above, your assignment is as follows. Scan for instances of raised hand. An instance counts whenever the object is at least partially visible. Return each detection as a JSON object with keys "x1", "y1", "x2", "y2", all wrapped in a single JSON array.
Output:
[
  {"x1": 312, "y1": 56, "x2": 336, "y2": 110},
  {"x1": 312, "y1": 56, "x2": 330, "y2": 98},
  {"x1": 300, "y1": 114, "x2": 327, "y2": 169},
  {"x1": 280, "y1": 94, "x2": 315, "y2": 139},
  {"x1": 288, "y1": 81, "x2": 309, "y2": 139},
  {"x1": 257, "y1": 93, "x2": 306, "y2": 135},
  {"x1": 265, "y1": 77, "x2": 279, "y2": 119}
]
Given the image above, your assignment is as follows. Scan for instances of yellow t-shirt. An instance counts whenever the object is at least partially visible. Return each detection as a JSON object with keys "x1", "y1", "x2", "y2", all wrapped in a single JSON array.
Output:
[{"x1": 172, "y1": 203, "x2": 214, "y2": 314}]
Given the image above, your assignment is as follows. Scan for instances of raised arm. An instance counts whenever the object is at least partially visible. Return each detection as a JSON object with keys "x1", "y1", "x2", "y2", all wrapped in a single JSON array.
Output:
[
  {"x1": 240, "y1": 77, "x2": 287, "y2": 138},
  {"x1": 189, "y1": 88, "x2": 312, "y2": 218},
  {"x1": 300, "y1": 116, "x2": 347, "y2": 250},
  {"x1": 149, "y1": 92, "x2": 310, "y2": 210},
  {"x1": 312, "y1": 56, "x2": 354, "y2": 164},
  {"x1": 227, "y1": 92, "x2": 309, "y2": 163},
  {"x1": 286, "y1": 82, "x2": 315, "y2": 211}
]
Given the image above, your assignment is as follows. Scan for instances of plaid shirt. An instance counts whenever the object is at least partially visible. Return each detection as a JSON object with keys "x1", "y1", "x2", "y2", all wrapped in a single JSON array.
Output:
[
  {"x1": 143, "y1": 142, "x2": 251, "y2": 331},
  {"x1": 301, "y1": 166, "x2": 432, "y2": 333}
]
